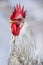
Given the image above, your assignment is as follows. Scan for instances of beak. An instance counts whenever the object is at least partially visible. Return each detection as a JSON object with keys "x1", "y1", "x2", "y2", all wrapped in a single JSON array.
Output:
[{"x1": 9, "y1": 20, "x2": 15, "y2": 23}]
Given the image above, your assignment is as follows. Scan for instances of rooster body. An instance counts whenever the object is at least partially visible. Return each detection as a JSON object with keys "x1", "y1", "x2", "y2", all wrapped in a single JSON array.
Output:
[{"x1": 8, "y1": 22, "x2": 37, "y2": 65}]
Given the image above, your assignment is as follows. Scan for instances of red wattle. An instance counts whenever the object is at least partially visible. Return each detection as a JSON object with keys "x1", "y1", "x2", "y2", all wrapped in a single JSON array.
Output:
[{"x1": 11, "y1": 23, "x2": 21, "y2": 36}]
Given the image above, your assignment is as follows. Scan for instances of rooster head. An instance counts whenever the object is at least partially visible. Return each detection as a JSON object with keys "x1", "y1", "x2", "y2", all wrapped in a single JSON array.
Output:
[{"x1": 10, "y1": 4, "x2": 26, "y2": 23}]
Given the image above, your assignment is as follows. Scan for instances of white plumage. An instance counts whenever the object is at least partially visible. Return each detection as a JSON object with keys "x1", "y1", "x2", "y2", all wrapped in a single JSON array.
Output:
[{"x1": 8, "y1": 22, "x2": 42, "y2": 65}]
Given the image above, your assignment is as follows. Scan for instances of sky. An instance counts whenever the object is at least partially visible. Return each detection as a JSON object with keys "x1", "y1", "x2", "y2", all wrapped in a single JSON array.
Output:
[{"x1": 0, "y1": 0, "x2": 43, "y2": 65}]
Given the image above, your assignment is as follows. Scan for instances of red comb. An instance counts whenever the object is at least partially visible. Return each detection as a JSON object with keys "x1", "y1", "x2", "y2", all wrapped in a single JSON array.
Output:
[{"x1": 10, "y1": 4, "x2": 26, "y2": 21}]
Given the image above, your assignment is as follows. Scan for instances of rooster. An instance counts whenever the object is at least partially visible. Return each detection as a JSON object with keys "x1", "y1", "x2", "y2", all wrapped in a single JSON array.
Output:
[{"x1": 8, "y1": 4, "x2": 41, "y2": 65}]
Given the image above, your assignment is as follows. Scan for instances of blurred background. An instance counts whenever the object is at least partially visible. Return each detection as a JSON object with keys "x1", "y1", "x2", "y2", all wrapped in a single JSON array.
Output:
[{"x1": 0, "y1": 0, "x2": 43, "y2": 65}]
